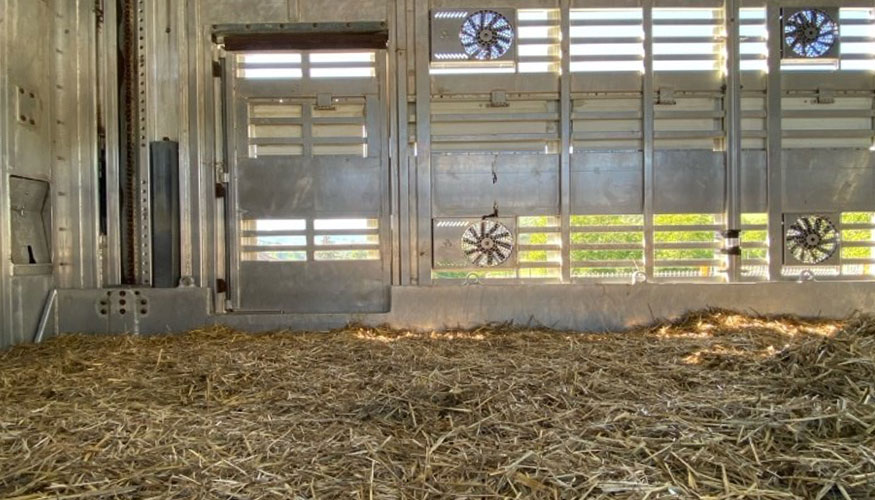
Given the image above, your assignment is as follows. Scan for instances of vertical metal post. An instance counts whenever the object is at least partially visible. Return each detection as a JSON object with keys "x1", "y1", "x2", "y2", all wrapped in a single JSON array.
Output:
[
  {"x1": 766, "y1": 3, "x2": 784, "y2": 280},
  {"x1": 100, "y1": 0, "x2": 122, "y2": 286},
  {"x1": 724, "y1": 0, "x2": 742, "y2": 282},
  {"x1": 643, "y1": 2, "x2": 655, "y2": 280},
  {"x1": 559, "y1": 0, "x2": 572, "y2": 283},
  {"x1": 137, "y1": 0, "x2": 151, "y2": 285},
  {"x1": 414, "y1": 0, "x2": 432, "y2": 285},
  {"x1": 394, "y1": 0, "x2": 411, "y2": 285}
]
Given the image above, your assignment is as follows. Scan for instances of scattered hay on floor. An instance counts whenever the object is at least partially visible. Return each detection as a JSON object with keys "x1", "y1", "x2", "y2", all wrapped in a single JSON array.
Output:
[{"x1": 0, "y1": 310, "x2": 873, "y2": 499}]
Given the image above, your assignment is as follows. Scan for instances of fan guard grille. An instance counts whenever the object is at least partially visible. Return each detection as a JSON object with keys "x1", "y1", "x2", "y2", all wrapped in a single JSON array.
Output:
[
  {"x1": 784, "y1": 9, "x2": 839, "y2": 58},
  {"x1": 785, "y1": 215, "x2": 839, "y2": 265},
  {"x1": 461, "y1": 220, "x2": 514, "y2": 267},
  {"x1": 459, "y1": 10, "x2": 515, "y2": 61}
]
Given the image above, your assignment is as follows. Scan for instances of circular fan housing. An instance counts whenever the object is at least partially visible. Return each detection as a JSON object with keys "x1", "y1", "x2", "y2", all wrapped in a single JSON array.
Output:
[
  {"x1": 784, "y1": 9, "x2": 838, "y2": 58},
  {"x1": 461, "y1": 220, "x2": 514, "y2": 267},
  {"x1": 785, "y1": 215, "x2": 839, "y2": 265},
  {"x1": 459, "y1": 10, "x2": 515, "y2": 61}
]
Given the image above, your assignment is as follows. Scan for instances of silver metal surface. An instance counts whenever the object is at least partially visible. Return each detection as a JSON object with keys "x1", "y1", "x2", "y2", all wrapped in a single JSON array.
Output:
[
  {"x1": 2, "y1": 0, "x2": 875, "y2": 349},
  {"x1": 224, "y1": 47, "x2": 391, "y2": 313}
]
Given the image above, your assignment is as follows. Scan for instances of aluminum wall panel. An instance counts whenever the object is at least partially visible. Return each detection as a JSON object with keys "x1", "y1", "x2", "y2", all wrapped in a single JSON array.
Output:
[
  {"x1": 654, "y1": 151, "x2": 725, "y2": 214},
  {"x1": 782, "y1": 150, "x2": 875, "y2": 212},
  {"x1": 432, "y1": 154, "x2": 560, "y2": 217},
  {"x1": 570, "y1": 152, "x2": 643, "y2": 215},
  {"x1": 741, "y1": 151, "x2": 767, "y2": 213}
]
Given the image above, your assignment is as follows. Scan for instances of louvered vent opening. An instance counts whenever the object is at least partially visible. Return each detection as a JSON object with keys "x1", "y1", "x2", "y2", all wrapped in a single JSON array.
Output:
[{"x1": 570, "y1": 9, "x2": 644, "y2": 73}]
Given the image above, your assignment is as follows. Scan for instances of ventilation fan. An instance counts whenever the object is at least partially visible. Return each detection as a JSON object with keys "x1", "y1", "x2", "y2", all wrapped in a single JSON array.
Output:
[
  {"x1": 461, "y1": 220, "x2": 514, "y2": 267},
  {"x1": 781, "y1": 8, "x2": 840, "y2": 60},
  {"x1": 783, "y1": 214, "x2": 840, "y2": 265},
  {"x1": 431, "y1": 8, "x2": 517, "y2": 63},
  {"x1": 432, "y1": 218, "x2": 516, "y2": 269}
]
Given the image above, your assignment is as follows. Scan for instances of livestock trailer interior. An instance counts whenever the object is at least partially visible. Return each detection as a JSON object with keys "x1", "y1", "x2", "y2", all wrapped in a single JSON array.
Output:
[{"x1": 0, "y1": 0, "x2": 873, "y2": 340}]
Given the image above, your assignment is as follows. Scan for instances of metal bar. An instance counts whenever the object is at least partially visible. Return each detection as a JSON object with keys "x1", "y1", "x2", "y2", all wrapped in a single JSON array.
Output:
[
  {"x1": 100, "y1": 0, "x2": 121, "y2": 286},
  {"x1": 725, "y1": 0, "x2": 742, "y2": 282},
  {"x1": 643, "y1": 2, "x2": 655, "y2": 280},
  {"x1": 766, "y1": 3, "x2": 783, "y2": 281},
  {"x1": 560, "y1": 0, "x2": 572, "y2": 284},
  {"x1": 414, "y1": 0, "x2": 431, "y2": 285},
  {"x1": 389, "y1": 0, "x2": 411, "y2": 286},
  {"x1": 33, "y1": 290, "x2": 58, "y2": 344}
]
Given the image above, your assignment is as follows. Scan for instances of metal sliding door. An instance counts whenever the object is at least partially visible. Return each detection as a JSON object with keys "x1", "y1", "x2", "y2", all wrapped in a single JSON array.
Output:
[{"x1": 225, "y1": 50, "x2": 390, "y2": 313}]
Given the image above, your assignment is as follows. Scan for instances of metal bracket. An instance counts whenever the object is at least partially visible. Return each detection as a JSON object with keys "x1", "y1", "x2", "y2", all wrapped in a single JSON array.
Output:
[
  {"x1": 815, "y1": 88, "x2": 835, "y2": 105},
  {"x1": 212, "y1": 60, "x2": 223, "y2": 78},
  {"x1": 657, "y1": 87, "x2": 676, "y2": 105},
  {"x1": 316, "y1": 93, "x2": 335, "y2": 110},
  {"x1": 489, "y1": 90, "x2": 509, "y2": 108}
]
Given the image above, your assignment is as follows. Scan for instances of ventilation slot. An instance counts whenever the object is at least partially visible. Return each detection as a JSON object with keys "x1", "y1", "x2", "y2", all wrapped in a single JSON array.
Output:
[
  {"x1": 653, "y1": 8, "x2": 723, "y2": 72},
  {"x1": 741, "y1": 213, "x2": 768, "y2": 280},
  {"x1": 516, "y1": 9, "x2": 561, "y2": 73},
  {"x1": 309, "y1": 52, "x2": 376, "y2": 79},
  {"x1": 241, "y1": 219, "x2": 307, "y2": 262},
  {"x1": 654, "y1": 214, "x2": 725, "y2": 280},
  {"x1": 571, "y1": 215, "x2": 645, "y2": 281},
  {"x1": 570, "y1": 9, "x2": 644, "y2": 73},
  {"x1": 236, "y1": 53, "x2": 303, "y2": 80},
  {"x1": 840, "y1": 212, "x2": 875, "y2": 277},
  {"x1": 840, "y1": 8, "x2": 875, "y2": 71},
  {"x1": 248, "y1": 102, "x2": 304, "y2": 157},
  {"x1": 313, "y1": 219, "x2": 380, "y2": 261},
  {"x1": 431, "y1": 99, "x2": 560, "y2": 153},
  {"x1": 311, "y1": 102, "x2": 369, "y2": 157},
  {"x1": 517, "y1": 216, "x2": 561, "y2": 280},
  {"x1": 740, "y1": 8, "x2": 767, "y2": 72}
]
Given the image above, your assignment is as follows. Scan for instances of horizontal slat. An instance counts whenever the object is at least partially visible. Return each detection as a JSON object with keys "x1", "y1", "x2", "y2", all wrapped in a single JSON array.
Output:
[
  {"x1": 571, "y1": 260, "x2": 645, "y2": 268},
  {"x1": 782, "y1": 130, "x2": 874, "y2": 139},
  {"x1": 571, "y1": 244, "x2": 643, "y2": 251},
  {"x1": 654, "y1": 130, "x2": 722, "y2": 139},
  {"x1": 250, "y1": 117, "x2": 365, "y2": 125},
  {"x1": 655, "y1": 224, "x2": 722, "y2": 231},
  {"x1": 572, "y1": 225, "x2": 644, "y2": 233},
  {"x1": 432, "y1": 133, "x2": 559, "y2": 142},
  {"x1": 783, "y1": 109, "x2": 874, "y2": 119},
  {"x1": 655, "y1": 242, "x2": 721, "y2": 250},
  {"x1": 251, "y1": 137, "x2": 365, "y2": 145},
  {"x1": 518, "y1": 244, "x2": 562, "y2": 252},
  {"x1": 243, "y1": 245, "x2": 305, "y2": 252},
  {"x1": 573, "y1": 111, "x2": 642, "y2": 120},
  {"x1": 842, "y1": 223, "x2": 875, "y2": 230},
  {"x1": 570, "y1": 54, "x2": 643, "y2": 62},
  {"x1": 570, "y1": 19, "x2": 643, "y2": 27},
  {"x1": 655, "y1": 259, "x2": 724, "y2": 267},
  {"x1": 655, "y1": 110, "x2": 724, "y2": 119},
  {"x1": 573, "y1": 131, "x2": 642, "y2": 140},
  {"x1": 431, "y1": 113, "x2": 560, "y2": 122}
]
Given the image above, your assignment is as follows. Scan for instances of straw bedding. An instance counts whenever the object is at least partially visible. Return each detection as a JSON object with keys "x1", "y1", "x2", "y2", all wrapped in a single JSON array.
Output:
[{"x1": 0, "y1": 310, "x2": 873, "y2": 499}]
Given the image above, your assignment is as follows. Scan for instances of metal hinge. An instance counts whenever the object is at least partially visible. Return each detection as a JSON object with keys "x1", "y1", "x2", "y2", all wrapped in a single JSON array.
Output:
[
  {"x1": 816, "y1": 88, "x2": 835, "y2": 104},
  {"x1": 489, "y1": 90, "x2": 509, "y2": 108},
  {"x1": 212, "y1": 61, "x2": 223, "y2": 78},
  {"x1": 316, "y1": 93, "x2": 335, "y2": 111}
]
